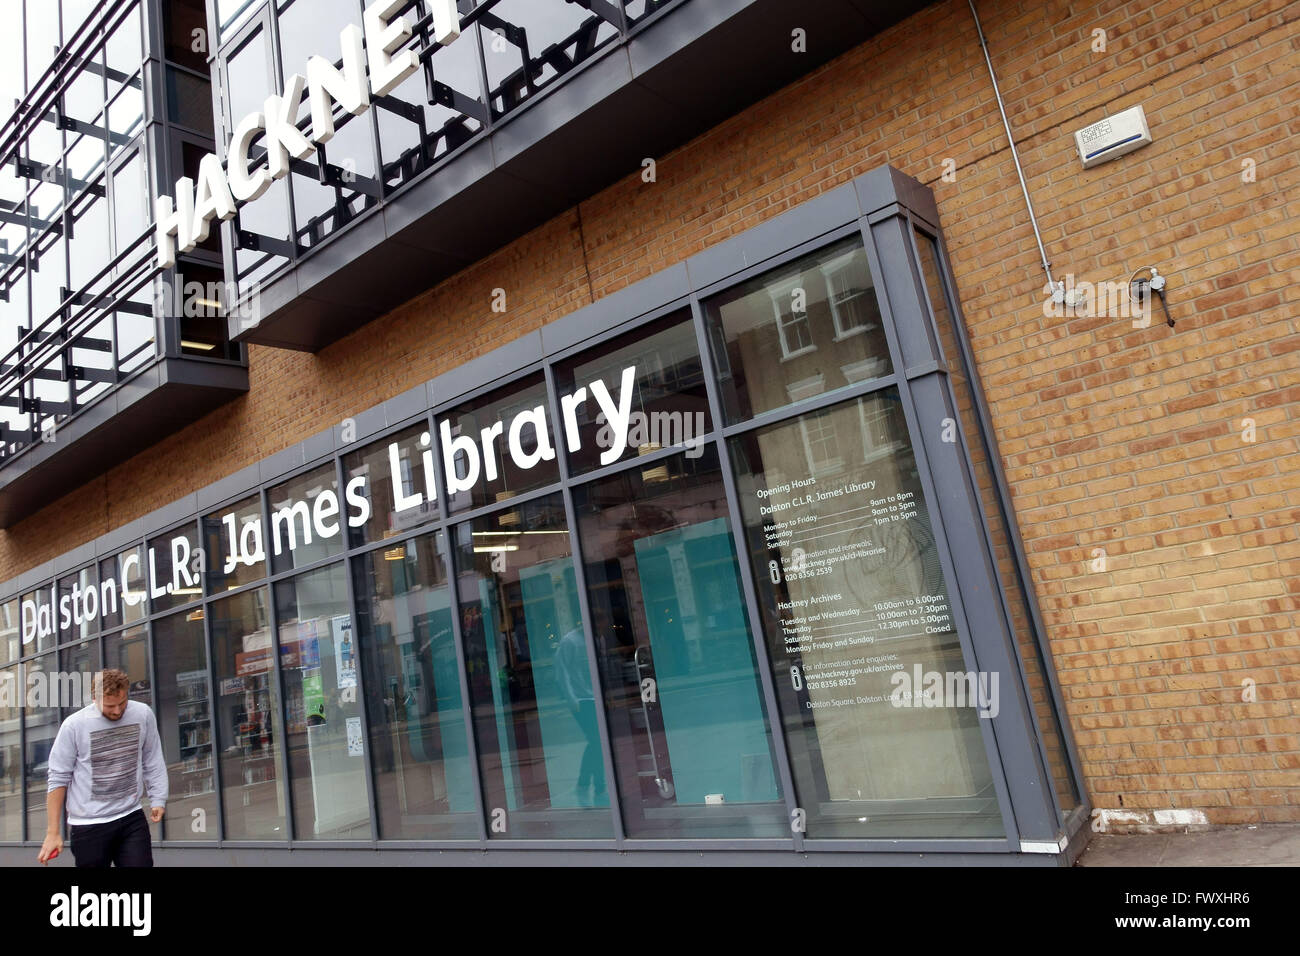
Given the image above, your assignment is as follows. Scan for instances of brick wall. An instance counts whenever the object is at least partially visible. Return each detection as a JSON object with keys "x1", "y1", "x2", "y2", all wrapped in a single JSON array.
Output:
[{"x1": 3, "y1": 0, "x2": 1297, "y2": 822}]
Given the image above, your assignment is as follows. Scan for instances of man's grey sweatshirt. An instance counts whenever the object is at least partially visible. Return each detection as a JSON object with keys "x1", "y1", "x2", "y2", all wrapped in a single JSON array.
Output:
[{"x1": 46, "y1": 701, "x2": 169, "y2": 826}]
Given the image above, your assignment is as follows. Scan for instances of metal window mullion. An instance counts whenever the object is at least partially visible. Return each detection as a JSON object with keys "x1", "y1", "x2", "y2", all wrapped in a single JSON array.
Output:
[
  {"x1": 200, "y1": 585, "x2": 225, "y2": 844},
  {"x1": 542, "y1": 361, "x2": 625, "y2": 845},
  {"x1": 17, "y1": 657, "x2": 26, "y2": 842},
  {"x1": 141, "y1": 615, "x2": 163, "y2": 840},
  {"x1": 425, "y1": 407, "x2": 490, "y2": 844},
  {"x1": 921, "y1": 223, "x2": 1088, "y2": 813},
  {"x1": 258, "y1": 487, "x2": 294, "y2": 846},
  {"x1": 334, "y1": 451, "x2": 380, "y2": 846},
  {"x1": 860, "y1": 211, "x2": 1030, "y2": 846},
  {"x1": 689, "y1": 293, "x2": 803, "y2": 851}
]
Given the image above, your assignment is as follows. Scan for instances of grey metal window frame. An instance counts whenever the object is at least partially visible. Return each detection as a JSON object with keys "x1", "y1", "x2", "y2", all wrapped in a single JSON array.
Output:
[{"x1": 0, "y1": 164, "x2": 1086, "y2": 859}]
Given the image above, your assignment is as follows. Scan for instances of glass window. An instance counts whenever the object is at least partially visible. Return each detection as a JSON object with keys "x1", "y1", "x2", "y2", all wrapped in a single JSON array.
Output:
[
  {"x1": 204, "y1": 495, "x2": 267, "y2": 594},
  {"x1": 176, "y1": 261, "x2": 237, "y2": 359},
  {"x1": 275, "y1": 562, "x2": 371, "y2": 840},
  {"x1": 730, "y1": 390, "x2": 1002, "y2": 838},
  {"x1": 164, "y1": 0, "x2": 210, "y2": 72},
  {"x1": 23, "y1": 654, "x2": 58, "y2": 840},
  {"x1": 106, "y1": 82, "x2": 145, "y2": 149},
  {"x1": 377, "y1": 6, "x2": 484, "y2": 191},
  {"x1": 917, "y1": 227, "x2": 1078, "y2": 813},
  {"x1": 226, "y1": 25, "x2": 291, "y2": 287},
  {"x1": 117, "y1": 284, "x2": 158, "y2": 374},
  {"x1": 110, "y1": 150, "x2": 148, "y2": 253},
  {"x1": 100, "y1": 545, "x2": 148, "y2": 630},
  {"x1": 63, "y1": 53, "x2": 105, "y2": 126},
  {"x1": 104, "y1": 624, "x2": 152, "y2": 706},
  {"x1": 166, "y1": 66, "x2": 214, "y2": 132},
  {"x1": 0, "y1": 600, "x2": 19, "y2": 666},
  {"x1": 26, "y1": 0, "x2": 62, "y2": 90},
  {"x1": 704, "y1": 236, "x2": 891, "y2": 425},
  {"x1": 453, "y1": 493, "x2": 613, "y2": 838},
  {"x1": 57, "y1": 566, "x2": 99, "y2": 644},
  {"x1": 148, "y1": 523, "x2": 203, "y2": 614},
  {"x1": 154, "y1": 610, "x2": 218, "y2": 841},
  {"x1": 68, "y1": 186, "x2": 110, "y2": 292},
  {"x1": 210, "y1": 586, "x2": 284, "y2": 839},
  {"x1": 105, "y1": 2, "x2": 144, "y2": 88},
  {"x1": 354, "y1": 530, "x2": 477, "y2": 839},
  {"x1": 0, "y1": 665, "x2": 21, "y2": 841},
  {"x1": 216, "y1": 0, "x2": 263, "y2": 41},
  {"x1": 268, "y1": 463, "x2": 344, "y2": 574},
  {"x1": 552, "y1": 310, "x2": 712, "y2": 476},
  {"x1": 275, "y1": 0, "x2": 375, "y2": 250},
  {"x1": 58, "y1": 639, "x2": 99, "y2": 719},
  {"x1": 478, "y1": 0, "x2": 620, "y2": 118},
  {"x1": 572, "y1": 446, "x2": 786, "y2": 838},
  {"x1": 443, "y1": 373, "x2": 559, "y2": 515},
  {"x1": 344, "y1": 424, "x2": 438, "y2": 550},
  {"x1": 21, "y1": 587, "x2": 56, "y2": 654}
]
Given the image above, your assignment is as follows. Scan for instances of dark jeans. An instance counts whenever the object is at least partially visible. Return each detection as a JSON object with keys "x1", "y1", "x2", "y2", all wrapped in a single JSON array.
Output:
[{"x1": 69, "y1": 809, "x2": 154, "y2": 868}]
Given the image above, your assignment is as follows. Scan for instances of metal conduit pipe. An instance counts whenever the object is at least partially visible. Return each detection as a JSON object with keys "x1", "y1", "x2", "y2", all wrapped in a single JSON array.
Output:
[{"x1": 968, "y1": 0, "x2": 1058, "y2": 292}]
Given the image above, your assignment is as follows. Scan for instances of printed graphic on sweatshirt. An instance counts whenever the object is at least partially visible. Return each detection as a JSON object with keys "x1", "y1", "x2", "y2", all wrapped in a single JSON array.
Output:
[{"x1": 90, "y1": 723, "x2": 140, "y2": 801}]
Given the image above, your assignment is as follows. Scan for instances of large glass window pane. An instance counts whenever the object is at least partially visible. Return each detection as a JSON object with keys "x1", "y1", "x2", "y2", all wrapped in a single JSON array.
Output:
[
  {"x1": 553, "y1": 310, "x2": 711, "y2": 476},
  {"x1": 276, "y1": 562, "x2": 370, "y2": 840},
  {"x1": 63, "y1": 54, "x2": 105, "y2": 127},
  {"x1": 117, "y1": 284, "x2": 157, "y2": 374},
  {"x1": 0, "y1": 600, "x2": 19, "y2": 666},
  {"x1": 68, "y1": 185, "x2": 110, "y2": 292},
  {"x1": 166, "y1": 66, "x2": 214, "y2": 132},
  {"x1": 443, "y1": 373, "x2": 559, "y2": 515},
  {"x1": 210, "y1": 586, "x2": 284, "y2": 839},
  {"x1": 573, "y1": 446, "x2": 786, "y2": 838},
  {"x1": 0, "y1": 665, "x2": 21, "y2": 841},
  {"x1": 454, "y1": 493, "x2": 612, "y2": 838},
  {"x1": 204, "y1": 494, "x2": 267, "y2": 594},
  {"x1": 377, "y1": 4, "x2": 484, "y2": 191},
  {"x1": 110, "y1": 150, "x2": 148, "y2": 254},
  {"x1": 917, "y1": 228, "x2": 1078, "y2": 813},
  {"x1": 344, "y1": 424, "x2": 438, "y2": 549},
  {"x1": 164, "y1": 0, "x2": 210, "y2": 72},
  {"x1": 226, "y1": 25, "x2": 291, "y2": 287},
  {"x1": 100, "y1": 545, "x2": 147, "y2": 630},
  {"x1": 354, "y1": 530, "x2": 477, "y2": 839},
  {"x1": 730, "y1": 389, "x2": 1002, "y2": 838},
  {"x1": 104, "y1": 624, "x2": 151, "y2": 706},
  {"x1": 58, "y1": 639, "x2": 99, "y2": 719},
  {"x1": 478, "y1": 0, "x2": 619, "y2": 118},
  {"x1": 21, "y1": 587, "x2": 56, "y2": 654},
  {"x1": 105, "y1": 2, "x2": 144, "y2": 91},
  {"x1": 26, "y1": 0, "x2": 62, "y2": 90},
  {"x1": 216, "y1": 0, "x2": 263, "y2": 41},
  {"x1": 268, "y1": 463, "x2": 344, "y2": 574},
  {"x1": 23, "y1": 654, "x2": 58, "y2": 840},
  {"x1": 148, "y1": 522, "x2": 203, "y2": 614},
  {"x1": 704, "y1": 235, "x2": 891, "y2": 425},
  {"x1": 154, "y1": 611, "x2": 218, "y2": 841},
  {"x1": 57, "y1": 567, "x2": 100, "y2": 645}
]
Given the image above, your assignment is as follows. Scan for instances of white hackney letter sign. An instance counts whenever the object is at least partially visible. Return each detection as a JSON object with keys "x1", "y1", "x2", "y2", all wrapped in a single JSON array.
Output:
[{"x1": 155, "y1": 0, "x2": 462, "y2": 268}]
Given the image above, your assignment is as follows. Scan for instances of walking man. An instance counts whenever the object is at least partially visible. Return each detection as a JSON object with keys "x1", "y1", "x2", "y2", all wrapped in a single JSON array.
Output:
[{"x1": 37, "y1": 668, "x2": 167, "y2": 867}]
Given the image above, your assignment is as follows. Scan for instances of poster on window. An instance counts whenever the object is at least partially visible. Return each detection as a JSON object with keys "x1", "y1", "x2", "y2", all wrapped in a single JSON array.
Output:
[{"x1": 332, "y1": 615, "x2": 357, "y2": 689}]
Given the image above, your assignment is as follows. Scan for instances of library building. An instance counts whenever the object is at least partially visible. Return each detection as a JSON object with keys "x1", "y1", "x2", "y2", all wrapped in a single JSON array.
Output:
[{"x1": 0, "y1": 0, "x2": 1294, "y2": 866}]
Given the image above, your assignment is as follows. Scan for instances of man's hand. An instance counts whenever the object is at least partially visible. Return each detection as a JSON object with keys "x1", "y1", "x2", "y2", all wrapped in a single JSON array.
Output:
[
  {"x1": 38, "y1": 832, "x2": 63, "y2": 865},
  {"x1": 150, "y1": 806, "x2": 165, "y2": 824}
]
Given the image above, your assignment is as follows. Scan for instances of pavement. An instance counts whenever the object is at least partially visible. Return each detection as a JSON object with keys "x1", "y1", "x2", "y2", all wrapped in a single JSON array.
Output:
[{"x1": 1075, "y1": 825, "x2": 1300, "y2": 866}]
